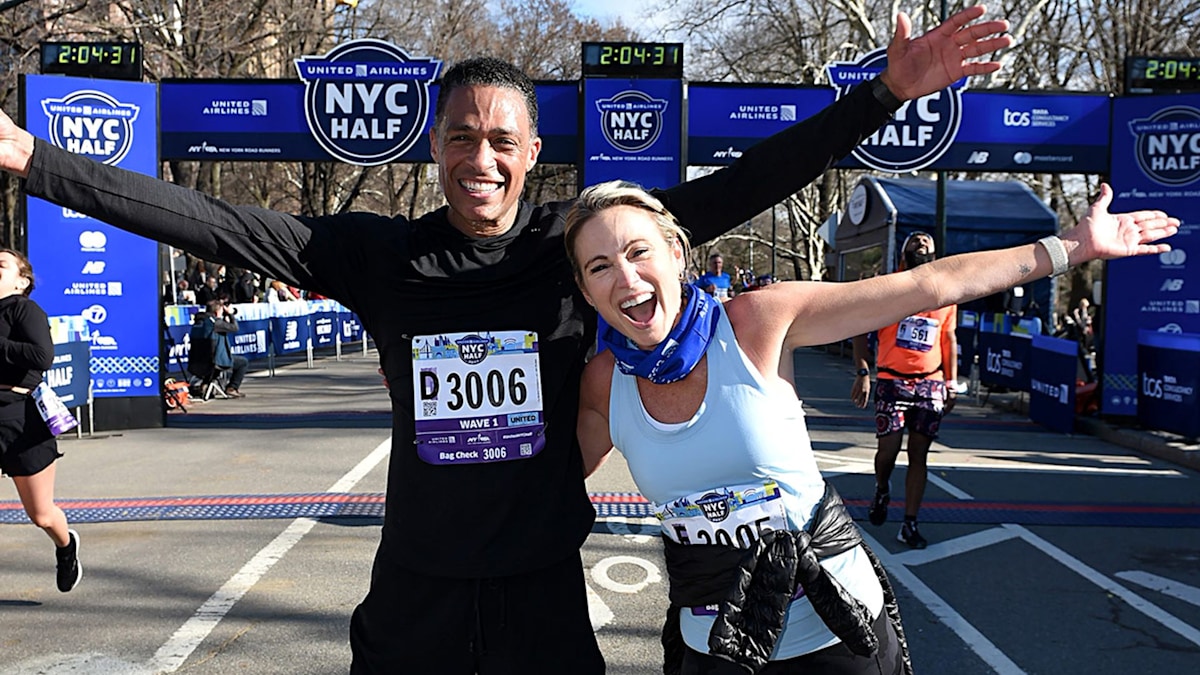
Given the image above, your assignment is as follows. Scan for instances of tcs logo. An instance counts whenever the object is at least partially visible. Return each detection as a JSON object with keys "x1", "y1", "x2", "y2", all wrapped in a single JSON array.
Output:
[
  {"x1": 1003, "y1": 108, "x2": 1031, "y2": 127},
  {"x1": 1142, "y1": 373, "x2": 1164, "y2": 399}
]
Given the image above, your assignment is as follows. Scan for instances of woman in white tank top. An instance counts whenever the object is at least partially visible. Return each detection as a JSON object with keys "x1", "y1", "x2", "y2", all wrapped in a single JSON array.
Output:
[{"x1": 566, "y1": 181, "x2": 1176, "y2": 675}]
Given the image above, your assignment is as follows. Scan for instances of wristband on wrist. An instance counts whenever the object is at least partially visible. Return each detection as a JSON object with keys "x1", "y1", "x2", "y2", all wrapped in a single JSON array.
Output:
[
  {"x1": 869, "y1": 75, "x2": 903, "y2": 114},
  {"x1": 856, "y1": 368, "x2": 870, "y2": 377},
  {"x1": 1038, "y1": 235, "x2": 1070, "y2": 277}
]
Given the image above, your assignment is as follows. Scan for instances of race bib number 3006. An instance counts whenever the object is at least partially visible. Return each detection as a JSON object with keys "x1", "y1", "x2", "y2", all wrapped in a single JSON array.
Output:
[{"x1": 412, "y1": 330, "x2": 544, "y2": 465}]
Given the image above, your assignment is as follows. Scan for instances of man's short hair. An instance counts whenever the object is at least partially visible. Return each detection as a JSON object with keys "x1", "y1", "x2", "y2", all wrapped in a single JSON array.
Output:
[{"x1": 435, "y1": 57, "x2": 539, "y2": 137}]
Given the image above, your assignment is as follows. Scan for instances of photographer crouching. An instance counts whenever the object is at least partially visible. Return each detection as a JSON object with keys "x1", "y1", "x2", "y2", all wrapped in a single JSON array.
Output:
[{"x1": 188, "y1": 298, "x2": 249, "y2": 398}]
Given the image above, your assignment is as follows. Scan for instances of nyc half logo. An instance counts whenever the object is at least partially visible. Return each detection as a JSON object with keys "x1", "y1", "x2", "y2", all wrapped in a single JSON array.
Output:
[
  {"x1": 40, "y1": 90, "x2": 140, "y2": 165},
  {"x1": 826, "y1": 48, "x2": 964, "y2": 172},
  {"x1": 596, "y1": 90, "x2": 669, "y2": 152},
  {"x1": 296, "y1": 39, "x2": 440, "y2": 166},
  {"x1": 1127, "y1": 106, "x2": 1200, "y2": 186}
]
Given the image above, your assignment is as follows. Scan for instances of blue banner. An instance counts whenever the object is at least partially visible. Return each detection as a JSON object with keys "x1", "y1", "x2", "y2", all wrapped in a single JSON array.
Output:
[
  {"x1": 582, "y1": 78, "x2": 683, "y2": 189},
  {"x1": 160, "y1": 81, "x2": 579, "y2": 165},
  {"x1": 47, "y1": 341, "x2": 91, "y2": 407},
  {"x1": 270, "y1": 316, "x2": 312, "y2": 354},
  {"x1": 311, "y1": 312, "x2": 338, "y2": 348},
  {"x1": 687, "y1": 86, "x2": 1110, "y2": 173},
  {"x1": 23, "y1": 75, "x2": 161, "y2": 399},
  {"x1": 957, "y1": 311, "x2": 978, "y2": 375},
  {"x1": 1137, "y1": 330, "x2": 1200, "y2": 438},
  {"x1": 1029, "y1": 335, "x2": 1077, "y2": 433},
  {"x1": 1104, "y1": 95, "x2": 1200, "y2": 415},
  {"x1": 339, "y1": 311, "x2": 365, "y2": 343},
  {"x1": 977, "y1": 331, "x2": 1031, "y2": 391},
  {"x1": 231, "y1": 319, "x2": 271, "y2": 360}
]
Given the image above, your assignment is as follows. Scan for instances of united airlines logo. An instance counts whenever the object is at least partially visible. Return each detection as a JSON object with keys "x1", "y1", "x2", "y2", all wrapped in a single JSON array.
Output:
[
  {"x1": 41, "y1": 90, "x2": 140, "y2": 165},
  {"x1": 826, "y1": 48, "x2": 963, "y2": 172},
  {"x1": 296, "y1": 39, "x2": 441, "y2": 166},
  {"x1": 1127, "y1": 106, "x2": 1200, "y2": 186},
  {"x1": 596, "y1": 90, "x2": 668, "y2": 152}
]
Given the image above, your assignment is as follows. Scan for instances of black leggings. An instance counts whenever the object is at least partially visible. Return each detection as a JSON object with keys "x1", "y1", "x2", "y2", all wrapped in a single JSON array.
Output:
[{"x1": 681, "y1": 609, "x2": 903, "y2": 675}]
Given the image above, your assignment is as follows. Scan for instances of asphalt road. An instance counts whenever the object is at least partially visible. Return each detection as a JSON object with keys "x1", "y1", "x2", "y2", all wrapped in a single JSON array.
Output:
[{"x1": 2, "y1": 347, "x2": 1198, "y2": 674}]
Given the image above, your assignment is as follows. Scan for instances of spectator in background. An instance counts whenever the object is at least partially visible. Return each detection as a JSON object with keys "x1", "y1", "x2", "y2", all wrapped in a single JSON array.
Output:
[
  {"x1": 230, "y1": 268, "x2": 258, "y2": 304},
  {"x1": 267, "y1": 280, "x2": 301, "y2": 303},
  {"x1": 196, "y1": 275, "x2": 221, "y2": 306},
  {"x1": 175, "y1": 279, "x2": 197, "y2": 305},
  {"x1": 697, "y1": 252, "x2": 733, "y2": 301}
]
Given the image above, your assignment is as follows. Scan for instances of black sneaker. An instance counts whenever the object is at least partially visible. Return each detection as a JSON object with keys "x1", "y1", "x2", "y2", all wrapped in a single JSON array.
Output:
[
  {"x1": 897, "y1": 520, "x2": 928, "y2": 550},
  {"x1": 867, "y1": 485, "x2": 890, "y2": 526},
  {"x1": 56, "y1": 529, "x2": 82, "y2": 592}
]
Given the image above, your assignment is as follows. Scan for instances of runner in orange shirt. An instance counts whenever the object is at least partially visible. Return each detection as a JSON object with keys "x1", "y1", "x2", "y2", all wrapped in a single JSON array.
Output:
[{"x1": 851, "y1": 232, "x2": 957, "y2": 549}]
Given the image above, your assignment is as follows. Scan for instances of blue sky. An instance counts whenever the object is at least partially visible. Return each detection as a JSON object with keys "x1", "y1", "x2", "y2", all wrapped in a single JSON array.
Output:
[{"x1": 573, "y1": 0, "x2": 663, "y2": 32}]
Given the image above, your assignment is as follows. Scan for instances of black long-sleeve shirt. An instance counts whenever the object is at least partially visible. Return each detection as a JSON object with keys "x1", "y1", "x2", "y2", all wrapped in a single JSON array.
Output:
[
  {"x1": 23, "y1": 81, "x2": 891, "y2": 577},
  {"x1": 0, "y1": 295, "x2": 54, "y2": 405}
]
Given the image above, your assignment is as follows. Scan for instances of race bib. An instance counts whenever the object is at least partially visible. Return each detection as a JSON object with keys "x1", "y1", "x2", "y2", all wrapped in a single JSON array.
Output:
[
  {"x1": 411, "y1": 330, "x2": 544, "y2": 465},
  {"x1": 896, "y1": 315, "x2": 940, "y2": 352},
  {"x1": 657, "y1": 481, "x2": 788, "y2": 549}
]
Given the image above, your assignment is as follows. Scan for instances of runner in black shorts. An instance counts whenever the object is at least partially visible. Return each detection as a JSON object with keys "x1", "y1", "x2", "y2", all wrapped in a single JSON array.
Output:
[{"x1": 0, "y1": 248, "x2": 82, "y2": 593}]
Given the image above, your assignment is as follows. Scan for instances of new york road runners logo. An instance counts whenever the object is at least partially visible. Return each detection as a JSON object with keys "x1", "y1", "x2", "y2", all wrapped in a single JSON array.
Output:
[
  {"x1": 1127, "y1": 106, "x2": 1200, "y2": 186},
  {"x1": 826, "y1": 47, "x2": 964, "y2": 172},
  {"x1": 40, "y1": 90, "x2": 140, "y2": 165},
  {"x1": 595, "y1": 90, "x2": 669, "y2": 152},
  {"x1": 295, "y1": 39, "x2": 441, "y2": 166}
]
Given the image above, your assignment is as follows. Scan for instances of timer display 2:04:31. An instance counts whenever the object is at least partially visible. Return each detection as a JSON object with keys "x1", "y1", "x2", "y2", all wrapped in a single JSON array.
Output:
[
  {"x1": 597, "y1": 43, "x2": 680, "y2": 67},
  {"x1": 1139, "y1": 57, "x2": 1200, "y2": 81},
  {"x1": 40, "y1": 42, "x2": 143, "y2": 80}
]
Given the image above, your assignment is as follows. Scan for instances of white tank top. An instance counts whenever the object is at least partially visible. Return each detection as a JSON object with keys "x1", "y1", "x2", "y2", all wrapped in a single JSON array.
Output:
[{"x1": 609, "y1": 308, "x2": 883, "y2": 658}]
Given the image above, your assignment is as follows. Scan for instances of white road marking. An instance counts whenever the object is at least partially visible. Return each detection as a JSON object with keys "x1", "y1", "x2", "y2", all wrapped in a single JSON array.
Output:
[
  {"x1": 1116, "y1": 570, "x2": 1200, "y2": 608},
  {"x1": 895, "y1": 526, "x2": 1020, "y2": 566},
  {"x1": 860, "y1": 530, "x2": 1027, "y2": 675},
  {"x1": 147, "y1": 438, "x2": 391, "y2": 673},
  {"x1": 813, "y1": 451, "x2": 1182, "y2": 478},
  {"x1": 587, "y1": 583, "x2": 615, "y2": 631},
  {"x1": 1009, "y1": 524, "x2": 1200, "y2": 648},
  {"x1": 590, "y1": 555, "x2": 661, "y2": 594}
]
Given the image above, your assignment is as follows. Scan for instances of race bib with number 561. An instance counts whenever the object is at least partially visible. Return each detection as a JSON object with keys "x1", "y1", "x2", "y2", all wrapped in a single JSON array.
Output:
[{"x1": 411, "y1": 330, "x2": 544, "y2": 465}]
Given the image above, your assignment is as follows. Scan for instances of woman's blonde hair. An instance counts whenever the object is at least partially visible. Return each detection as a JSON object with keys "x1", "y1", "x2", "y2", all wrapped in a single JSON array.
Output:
[{"x1": 564, "y1": 180, "x2": 691, "y2": 278}]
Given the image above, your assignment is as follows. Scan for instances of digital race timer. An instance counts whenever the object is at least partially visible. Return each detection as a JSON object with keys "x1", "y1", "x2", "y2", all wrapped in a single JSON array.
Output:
[
  {"x1": 1125, "y1": 55, "x2": 1200, "y2": 94},
  {"x1": 39, "y1": 42, "x2": 143, "y2": 81},
  {"x1": 582, "y1": 42, "x2": 683, "y2": 78}
]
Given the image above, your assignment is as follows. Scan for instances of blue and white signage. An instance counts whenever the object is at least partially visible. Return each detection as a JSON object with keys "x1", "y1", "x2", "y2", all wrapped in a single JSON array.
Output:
[
  {"x1": 581, "y1": 78, "x2": 683, "y2": 189},
  {"x1": 24, "y1": 75, "x2": 160, "y2": 399},
  {"x1": 826, "y1": 48, "x2": 963, "y2": 172},
  {"x1": 1104, "y1": 95, "x2": 1199, "y2": 415},
  {"x1": 295, "y1": 39, "x2": 440, "y2": 166},
  {"x1": 1137, "y1": 329, "x2": 1200, "y2": 438},
  {"x1": 160, "y1": 79, "x2": 579, "y2": 165},
  {"x1": 1028, "y1": 335, "x2": 1077, "y2": 434}
]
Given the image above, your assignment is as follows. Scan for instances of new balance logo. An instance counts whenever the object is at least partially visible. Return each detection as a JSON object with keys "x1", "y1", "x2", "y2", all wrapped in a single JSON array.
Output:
[
  {"x1": 81, "y1": 261, "x2": 106, "y2": 274},
  {"x1": 966, "y1": 151, "x2": 989, "y2": 164},
  {"x1": 1161, "y1": 278, "x2": 1184, "y2": 292}
]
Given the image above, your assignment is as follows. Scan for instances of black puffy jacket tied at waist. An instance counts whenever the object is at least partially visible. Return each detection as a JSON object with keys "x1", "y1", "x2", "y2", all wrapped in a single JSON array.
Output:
[{"x1": 660, "y1": 483, "x2": 913, "y2": 675}]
